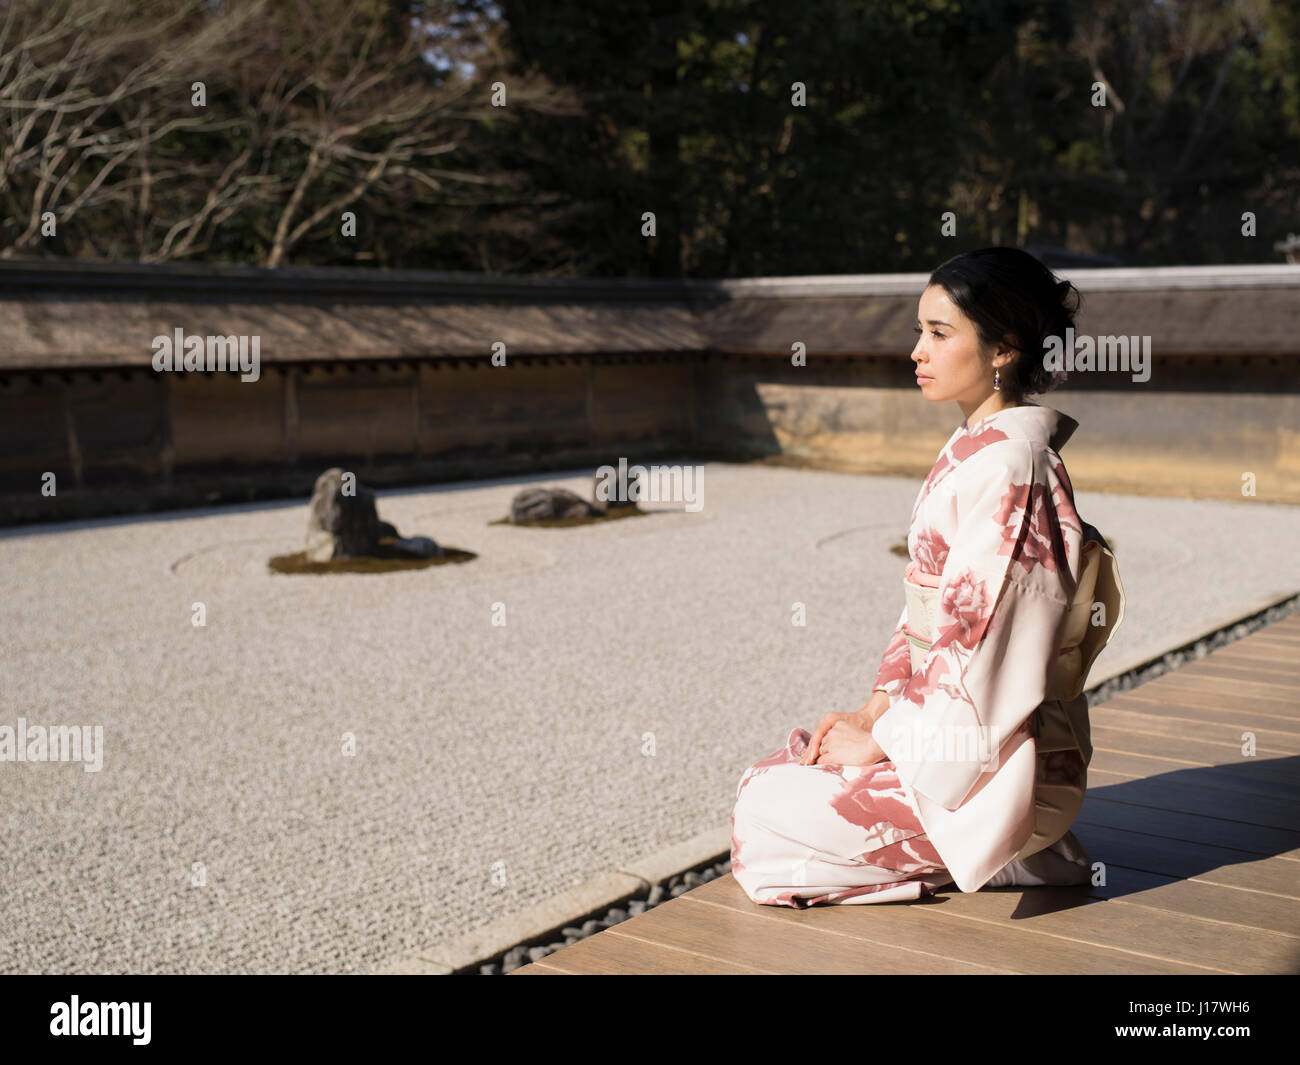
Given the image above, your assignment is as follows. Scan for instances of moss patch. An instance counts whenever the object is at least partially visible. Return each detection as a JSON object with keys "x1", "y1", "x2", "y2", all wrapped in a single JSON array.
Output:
[
  {"x1": 268, "y1": 541, "x2": 477, "y2": 574},
  {"x1": 490, "y1": 505, "x2": 647, "y2": 529}
]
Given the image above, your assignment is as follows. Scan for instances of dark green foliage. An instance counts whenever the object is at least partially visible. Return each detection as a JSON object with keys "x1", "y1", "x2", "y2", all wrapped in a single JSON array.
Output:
[{"x1": 3, "y1": 0, "x2": 1296, "y2": 272}]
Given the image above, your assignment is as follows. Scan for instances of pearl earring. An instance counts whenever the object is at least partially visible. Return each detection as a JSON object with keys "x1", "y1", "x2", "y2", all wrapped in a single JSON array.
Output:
[{"x1": 994, "y1": 368, "x2": 1001, "y2": 392}]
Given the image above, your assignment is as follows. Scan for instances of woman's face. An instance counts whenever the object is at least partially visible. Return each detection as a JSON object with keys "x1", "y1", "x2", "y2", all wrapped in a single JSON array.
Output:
[{"x1": 911, "y1": 284, "x2": 1012, "y2": 405}]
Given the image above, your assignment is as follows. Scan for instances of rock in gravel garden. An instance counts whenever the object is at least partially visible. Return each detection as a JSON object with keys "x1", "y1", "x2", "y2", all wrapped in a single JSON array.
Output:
[
  {"x1": 306, "y1": 468, "x2": 386, "y2": 560},
  {"x1": 305, "y1": 468, "x2": 444, "y2": 560},
  {"x1": 509, "y1": 486, "x2": 600, "y2": 523}
]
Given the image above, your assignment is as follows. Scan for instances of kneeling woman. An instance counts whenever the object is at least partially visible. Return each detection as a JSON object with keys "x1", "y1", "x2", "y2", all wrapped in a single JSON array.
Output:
[{"x1": 730, "y1": 247, "x2": 1126, "y2": 907}]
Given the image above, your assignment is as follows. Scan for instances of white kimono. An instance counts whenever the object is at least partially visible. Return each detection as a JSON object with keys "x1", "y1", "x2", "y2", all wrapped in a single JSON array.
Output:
[{"x1": 731, "y1": 403, "x2": 1126, "y2": 906}]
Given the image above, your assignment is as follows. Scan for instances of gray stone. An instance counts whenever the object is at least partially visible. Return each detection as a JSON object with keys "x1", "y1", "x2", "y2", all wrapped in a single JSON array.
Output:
[
  {"x1": 304, "y1": 469, "x2": 447, "y2": 561},
  {"x1": 509, "y1": 486, "x2": 599, "y2": 524},
  {"x1": 305, "y1": 468, "x2": 384, "y2": 561},
  {"x1": 390, "y1": 535, "x2": 443, "y2": 558}
]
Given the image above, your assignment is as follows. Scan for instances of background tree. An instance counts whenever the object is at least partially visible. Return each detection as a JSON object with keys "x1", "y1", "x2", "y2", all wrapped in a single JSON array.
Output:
[
  {"x1": 1, "y1": 0, "x2": 1296, "y2": 272},
  {"x1": 0, "y1": 0, "x2": 573, "y2": 266}
]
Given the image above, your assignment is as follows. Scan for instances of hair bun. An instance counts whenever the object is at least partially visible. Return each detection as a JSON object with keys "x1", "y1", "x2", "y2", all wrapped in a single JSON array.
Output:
[{"x1": 1054, "y1": 277, "x2": 1080, "y2": 316}]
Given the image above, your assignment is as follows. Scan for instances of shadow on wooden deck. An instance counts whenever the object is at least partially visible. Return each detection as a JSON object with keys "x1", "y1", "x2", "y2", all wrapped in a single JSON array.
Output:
[{"x1": 513, "y1": 614, "x2": 1300, "y2": 975}]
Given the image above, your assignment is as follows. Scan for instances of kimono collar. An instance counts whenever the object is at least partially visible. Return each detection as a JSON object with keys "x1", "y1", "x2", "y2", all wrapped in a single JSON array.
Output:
[{"x1": 959, "y1": 402, "x2": 1078, "y2": 453}]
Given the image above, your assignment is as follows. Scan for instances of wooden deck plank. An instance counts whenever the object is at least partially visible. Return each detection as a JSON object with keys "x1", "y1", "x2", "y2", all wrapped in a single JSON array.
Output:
[
  {"x1": 1103, "y1": 687, "x2": 1298, "y2": 720},
  {"x1": 1185, "y1": 657, "x2": 1300, "y2": 681},
  {"x1": 1130, "y1": 672, "x2": 1299, "y2": 705},
  {"x1": 1134, "y1": 671, "x2": 1300, "y2": 703},
  {"x1": 898, "y1": 883, "x2": 1293, "y2": 973},
  {"x1": 1204, "y1": 645, "x2": 1300, "y2": 671},
  {"x1": 1074, "y1": 822, "x2": 1300, "y2": 895},
  {"x1": 683, "y1": 875, "x2": 1212, "y2": 975},
  {"x1": 1090, "y1": 704, "x2": 1300, "y2": 752},
  {"x1": 1148, "y1": 649, "x2": 1299, "y2": 678},
  {"x1": 1088, "y1": 748, "x2": 1300, "y2": 803},
  {"x1": 1210, "y1": 632, "x2": 1300, "y2": 651},
  {"x1": 1101, "y1": 691, "x2": 1300, "y2": 731},
  {"x1": 1102, "y1": 686, "x2": 1300, "y2": 724},
  {"x1": 1241, "y1": 629, "x2": 1300, "y2": 643},
  {"x1": 1082, "y1": 864, "x2": 1300, "y2": 932},
  {"x1": 1248, "y1": 622, "x2": 1300, "y2": 635},
  {"x1": 1081, "y1": 780, "x2": 1300, "y2": 836},
  {"x1": 1087, "y1": 724, "x2": 1300, "y2": 782},
  {"x1": 1085, "y1": 766, "x2": 1300, "y2": 830},
  {"x1": 1075, "y1": 794, "x2": 1300, "y2": 856},
  {"x1": 1189, "y1": 639, "x2": 1300, "y2": 664},
  {"x1": 1175, "y1": 661, "x2": 1299, "y2": 688},
  {"x1": 1122, "y1": 682, "x2": 1300, "y2": 716},
  {"x1": 1196, "y1": 664, "x2": 1299, "y2": 686},
  {"x1": 1237, "y1": 639, "x2": 1300, "y2": 657},
  {"x1": 577, "y1": 891, "x2": 1000, "y2": 975}
]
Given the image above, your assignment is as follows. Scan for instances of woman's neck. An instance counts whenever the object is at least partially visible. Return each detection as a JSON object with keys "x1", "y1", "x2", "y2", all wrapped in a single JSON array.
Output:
[{"x1": 960, "y1": 394, "x2": 1028, "y2": 429}]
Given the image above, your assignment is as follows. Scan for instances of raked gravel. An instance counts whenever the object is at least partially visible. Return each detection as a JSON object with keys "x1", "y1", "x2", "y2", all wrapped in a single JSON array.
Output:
[{"x1": 1, "y1": 461, "x2": 1297, "y2": 974}]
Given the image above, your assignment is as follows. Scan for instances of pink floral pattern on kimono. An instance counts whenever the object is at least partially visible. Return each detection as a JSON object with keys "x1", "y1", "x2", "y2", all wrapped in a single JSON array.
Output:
[
  {"x1": 732, "y1": 404, "x2": 1104, "y2": 907},
  {"x1": 872, "y1": 617, "x2": 912, "y2": 694},
  {"x1": 731, "y1": 728, "x2": 951, "y2": 908},
  {"x1": 913, "y1": 526, "x2": 950, "y2": 574},
  {"x1": 937, "y1": 569, "x2": 991, "y2": 650}
]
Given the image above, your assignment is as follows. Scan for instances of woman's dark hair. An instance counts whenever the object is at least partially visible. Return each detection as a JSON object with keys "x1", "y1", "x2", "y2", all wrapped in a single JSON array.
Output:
[{"x1": 927, "y1": 247, "x2": 1080, "y2": 398}]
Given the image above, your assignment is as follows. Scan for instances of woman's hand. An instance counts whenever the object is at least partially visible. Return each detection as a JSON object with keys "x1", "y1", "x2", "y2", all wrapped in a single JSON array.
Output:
[
  {"x1": 802, "y1": 692, "x2": 891, "y2": 766},
  {"x1": 815, "y1": 720, "x2": 888, "y2": 767},
  {"x1": 802, "y1": 711, "x2": 889, "y2": 767},
  {"x1": 802, "y1": 712, "x2": 857, "y2": 765}
]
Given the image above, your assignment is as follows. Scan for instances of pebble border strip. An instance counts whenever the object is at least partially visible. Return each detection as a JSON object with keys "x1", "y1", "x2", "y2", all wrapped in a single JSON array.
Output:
[
  {"x1": 476, "y1": 591, "x2": 1300, "y2": 975},
  {"x1": 1086, "y1": 591, "x2": 1299, "y2": 707},
  {"x1": 479, "y1": 856, "x2": 734, "y2": 975}
]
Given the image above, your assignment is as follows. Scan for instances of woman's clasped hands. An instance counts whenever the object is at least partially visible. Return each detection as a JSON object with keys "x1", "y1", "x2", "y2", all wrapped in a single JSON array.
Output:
[{"x1": 801, "y1": 700, "x2": 890, "y2": 767}]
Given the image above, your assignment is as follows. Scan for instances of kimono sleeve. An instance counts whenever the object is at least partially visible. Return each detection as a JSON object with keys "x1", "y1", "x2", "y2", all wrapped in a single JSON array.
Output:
[
  {"x1": 871, "y1": 604, "x2": 911, "y2": 697},
  {"x1": 870, "y1": 439, "x2": 1078, "y2": 811}
]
